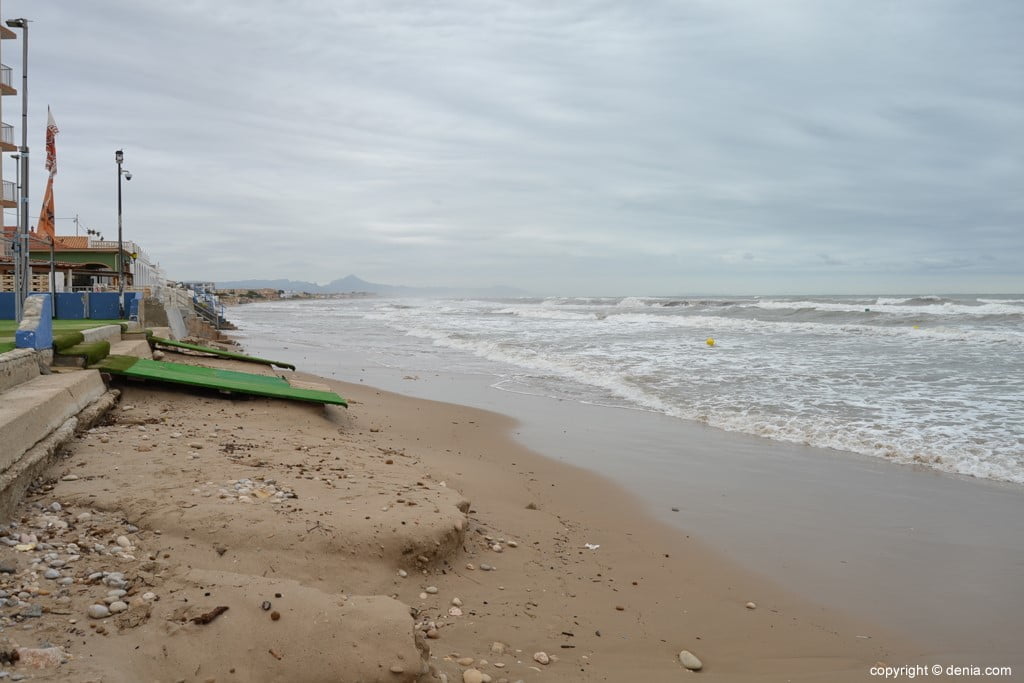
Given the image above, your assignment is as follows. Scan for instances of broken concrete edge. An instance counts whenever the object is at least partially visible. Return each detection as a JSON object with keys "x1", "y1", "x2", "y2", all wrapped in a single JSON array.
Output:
[
  {"x1": 0, "y1": 348, "x2": 41, "y2": 393},
  {"x1": 0, "y1": 388, "x2": 119, "y2": 523}
]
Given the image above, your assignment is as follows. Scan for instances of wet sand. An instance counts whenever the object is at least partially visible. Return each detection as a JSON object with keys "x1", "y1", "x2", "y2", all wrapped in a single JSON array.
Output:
[{"x1": 239, "y1": 335, "x2": 1024, "y2": 671}]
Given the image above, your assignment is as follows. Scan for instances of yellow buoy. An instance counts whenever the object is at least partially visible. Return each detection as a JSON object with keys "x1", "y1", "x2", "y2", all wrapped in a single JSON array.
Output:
[{"x1": 706, "y1": 338, "x2": 715, "y2": 347}]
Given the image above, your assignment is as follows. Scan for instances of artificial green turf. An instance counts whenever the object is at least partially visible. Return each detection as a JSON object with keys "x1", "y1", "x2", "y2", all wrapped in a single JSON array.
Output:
[
  {"x1": 0, "y1": 320, "x2": 124, "y2": 353},
  {"x1": 56, "y1": 340, "x2": 111, "y2": 365},
  {"x1": 53, "y1": 331, "x2": 85, "y2": 352}
]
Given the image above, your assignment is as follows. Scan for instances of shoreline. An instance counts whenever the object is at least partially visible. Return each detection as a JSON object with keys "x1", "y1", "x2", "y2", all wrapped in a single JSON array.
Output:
[
  {"x1": 233, "y1": 321, "x2": 1024, "y2": 670},
  {"x1": 2, "y1": 348, "x2": 924, "y2": 681}
]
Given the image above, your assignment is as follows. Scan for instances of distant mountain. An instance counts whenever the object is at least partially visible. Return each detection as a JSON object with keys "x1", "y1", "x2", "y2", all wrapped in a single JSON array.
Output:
[{"x1": 216, "y1": 275, "x2": 529, "y2": 298}]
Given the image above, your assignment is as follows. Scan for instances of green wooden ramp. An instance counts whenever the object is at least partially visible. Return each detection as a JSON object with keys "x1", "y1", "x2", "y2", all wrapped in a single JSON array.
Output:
[
  {"x1": 92, "y1": 356, "x2": 346, "y2": 406},
  {"x1": 148, "y1": 335, "x2": 296, "y2": 370}
]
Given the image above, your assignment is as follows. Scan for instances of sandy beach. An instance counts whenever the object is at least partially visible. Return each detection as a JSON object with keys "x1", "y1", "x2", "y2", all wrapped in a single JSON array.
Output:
[{"x1": 0, "y1": 344, "x2": 931, "y2": 682}]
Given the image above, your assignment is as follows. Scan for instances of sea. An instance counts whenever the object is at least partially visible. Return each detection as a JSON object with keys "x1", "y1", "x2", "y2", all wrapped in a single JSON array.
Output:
[{"x1": 228, "y1": 294, "x2": 1024, "y2": 486}]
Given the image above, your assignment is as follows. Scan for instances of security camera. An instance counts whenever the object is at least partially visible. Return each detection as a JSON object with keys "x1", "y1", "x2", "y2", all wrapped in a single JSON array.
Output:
[{"x1": 124, "y1": 171, "x2": 132, "y2": 181}]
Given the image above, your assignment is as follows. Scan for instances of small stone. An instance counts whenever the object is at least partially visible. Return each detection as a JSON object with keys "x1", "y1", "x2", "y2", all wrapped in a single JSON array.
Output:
[
  {"x1": 533, "y1": 652, "x2": 550, "y2": 665},
  {"x1": 457, "y1": 657, "x2": 474, "y2": 666},
  {"x1": 451, "y1": 597, "x2": 463, "y2": 606},
  {"x1": 109, "y1": 601, "x2": 128, "y2": 614},
  {"x1": 490, "y1": 642, "x2": 506, "y2": 656},
  {"x1": 116, "y1": 536, "x2": 131, "y2": 549},
  {"x1": 142, "y1": 592, "x2": 157, "y2": 601},
  {"x1": 425, "y1": 586, "x2": 438, "y2": 594},
  {"x1": 87, "y1": 604, "x2": 110, "y2": 619},
  {"x1": 389, "y1": 664, "x2": 405, "y2": 673},
  {"x1": 463, "y1": 669, "x2": 485, "y2": 683},
  {"x1": 678, "y1": 650, "x2": 702, "y2": 671},
  {"x1": 491, "y1": 544, "x2": 502, "y2": 552},
  {"x1": 465, "y1": 563, "x2": 475, "y2": 570},
  {"x1": 479, "y1": 564, "x2": 494, "y2": 571},
  {"x1": 506, "y1": 540, "x2": 518, "y2": 548},
  {"x1": 426, "y1": 628, "x2": 440, "y2": 639},
  {"x1": 745, "y1": 601, "x2": 757, "y2": 609},
  {"x1": 43, "y1": 568, "x2": 60, "y2": 580},
  {"x1": 419, "y1": 592, "x2": 428, "y2": 600},
  {"x1": 61, "y1": 475, "x2": 79, "y2": 482},
  {"x1": 448, "y1": 607, "x2": 463, "y2": 617},
  {"x1": 397, "y1": 569, "x2": 408, "y2": 578},
  {"x1": 77, "y1": 512, "x2": 92, "y2": 523}
]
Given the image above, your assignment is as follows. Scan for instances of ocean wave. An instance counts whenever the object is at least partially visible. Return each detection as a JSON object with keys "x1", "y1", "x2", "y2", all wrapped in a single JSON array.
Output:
[
  {"x1": 749, "y1": 298, "x2": 1024, "y2": 318},
  {"x1": 402, "y1": 325, "x2": 1024, "y2": 485}
]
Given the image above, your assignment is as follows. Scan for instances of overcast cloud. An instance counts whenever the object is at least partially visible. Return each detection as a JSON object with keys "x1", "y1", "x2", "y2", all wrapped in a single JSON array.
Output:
[{"x1": 3, "y1": 0, "x2": 1021, "y2": 294}]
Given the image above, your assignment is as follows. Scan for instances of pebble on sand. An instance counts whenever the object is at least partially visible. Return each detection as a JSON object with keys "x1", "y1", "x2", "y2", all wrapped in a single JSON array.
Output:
[
  {"x1": 462, "y1": 669, "x2": 485, "y2": 683},
  {"x1": 746, "y1": 601, "x2": 757, "y2": 609},
  {"x1": 87, "y1": 604, "x2": 110, "y2": 619},
  {"x1": 533, "y1": 652, "x2": 550, "y2": 665},
  {"x1": 678, "y1": 650, "x2": 703, "y2": 671}
]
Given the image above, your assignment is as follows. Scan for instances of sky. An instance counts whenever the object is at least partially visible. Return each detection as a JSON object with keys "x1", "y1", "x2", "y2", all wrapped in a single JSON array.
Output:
[{"x1": 1, "y1": 0, "x2": 1021, "y2": 295}]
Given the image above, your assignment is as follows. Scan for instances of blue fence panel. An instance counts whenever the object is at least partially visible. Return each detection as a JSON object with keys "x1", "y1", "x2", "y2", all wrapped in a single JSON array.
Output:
[
  {"x1": 88, "y1": 292, "x2": 121, "y2": 320},
  {"x1": 0, "y1": 292, "x2": 14, "y2": 320},
  {"x1": 55, "y1": 292, "x2": 88, "y2": 319}
]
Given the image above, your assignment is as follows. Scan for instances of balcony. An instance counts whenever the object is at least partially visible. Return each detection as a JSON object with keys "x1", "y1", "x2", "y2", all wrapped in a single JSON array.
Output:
[
  {"x1": 0, "y1": 122, "x2": 14, "y2": 152},
  {"x1": 1, "y1": 179, "x2": 15, "y2": 208},
  {"x1": 0, "y1": 64, "x2": 13, "y2": 96},
  {"x1": 0, "y1": 26, "x2": 15, "y2": 41}
]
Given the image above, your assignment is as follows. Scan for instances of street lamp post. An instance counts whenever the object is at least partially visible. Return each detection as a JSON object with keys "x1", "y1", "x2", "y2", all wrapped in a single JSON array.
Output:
[
  {"x1": 6, "y1": 18, "x2": 29, "y2": 321},
  {"x1": 114, "y1": 149, "x2": 131, "y2": 317}
]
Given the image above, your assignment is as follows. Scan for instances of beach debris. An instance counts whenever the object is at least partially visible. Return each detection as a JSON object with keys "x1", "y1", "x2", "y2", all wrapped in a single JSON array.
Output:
[
  {"x1": 14, "y1": 646, "x2": 66, "y2": 669},
  {"x1": 191, "y1": 605, "x2": 229, "y2": 625},
  {"x1": 260, "y1": 600, "x2": 272, "y2": 611},
  {"x1": 583, "y1": 543, "x2": 600, "y2": 550},
  {"x1": 678, "y1": 650, "x2": 703, "y2": 670},
  {"x1": 268, "y1": 648, "x2": 283, "y2": 660},
  {"x1": 706, "y1": 338, "x2": 715, "y2": 347},
  {"x1": 525, "y1": 502, "x2": 538, "y2": 510}
]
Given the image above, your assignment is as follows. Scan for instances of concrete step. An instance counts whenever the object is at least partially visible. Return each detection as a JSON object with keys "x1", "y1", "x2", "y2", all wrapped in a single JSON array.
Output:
[
  {"x1": 0, "y1": 370, "x2": 107, "y2": 474},
  {"x1": 108, "y1": 339, "x2": 153, "y2": 359}
]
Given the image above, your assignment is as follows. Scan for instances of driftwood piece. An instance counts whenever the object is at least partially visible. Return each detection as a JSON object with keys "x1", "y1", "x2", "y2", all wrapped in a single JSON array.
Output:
[{"x1": 191, "y1": 605, "x2": 229, "y2": 625}]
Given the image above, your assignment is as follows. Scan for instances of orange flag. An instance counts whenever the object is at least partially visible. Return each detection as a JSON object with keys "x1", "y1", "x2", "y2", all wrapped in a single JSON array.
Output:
[
  {"x1": 37, "y1": 176, "x2": 55, "y2": 238},
  {"x1": 35, "y1": 107, "x2": 58, "y2": 238}
]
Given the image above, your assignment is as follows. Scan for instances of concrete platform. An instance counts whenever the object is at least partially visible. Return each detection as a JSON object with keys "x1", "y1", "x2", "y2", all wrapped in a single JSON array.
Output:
[
  {"x1": 81, "y1": 324, "x2": 124, "y2": 345},
  {"x1": 0, "y1": 370, "x2": 107, "y2": 473}
]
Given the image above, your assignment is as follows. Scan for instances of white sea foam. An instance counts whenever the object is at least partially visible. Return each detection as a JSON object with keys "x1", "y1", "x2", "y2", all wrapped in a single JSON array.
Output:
[{"x1": 230, "y1": 295, "x2": 1024, "y2": 486}]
